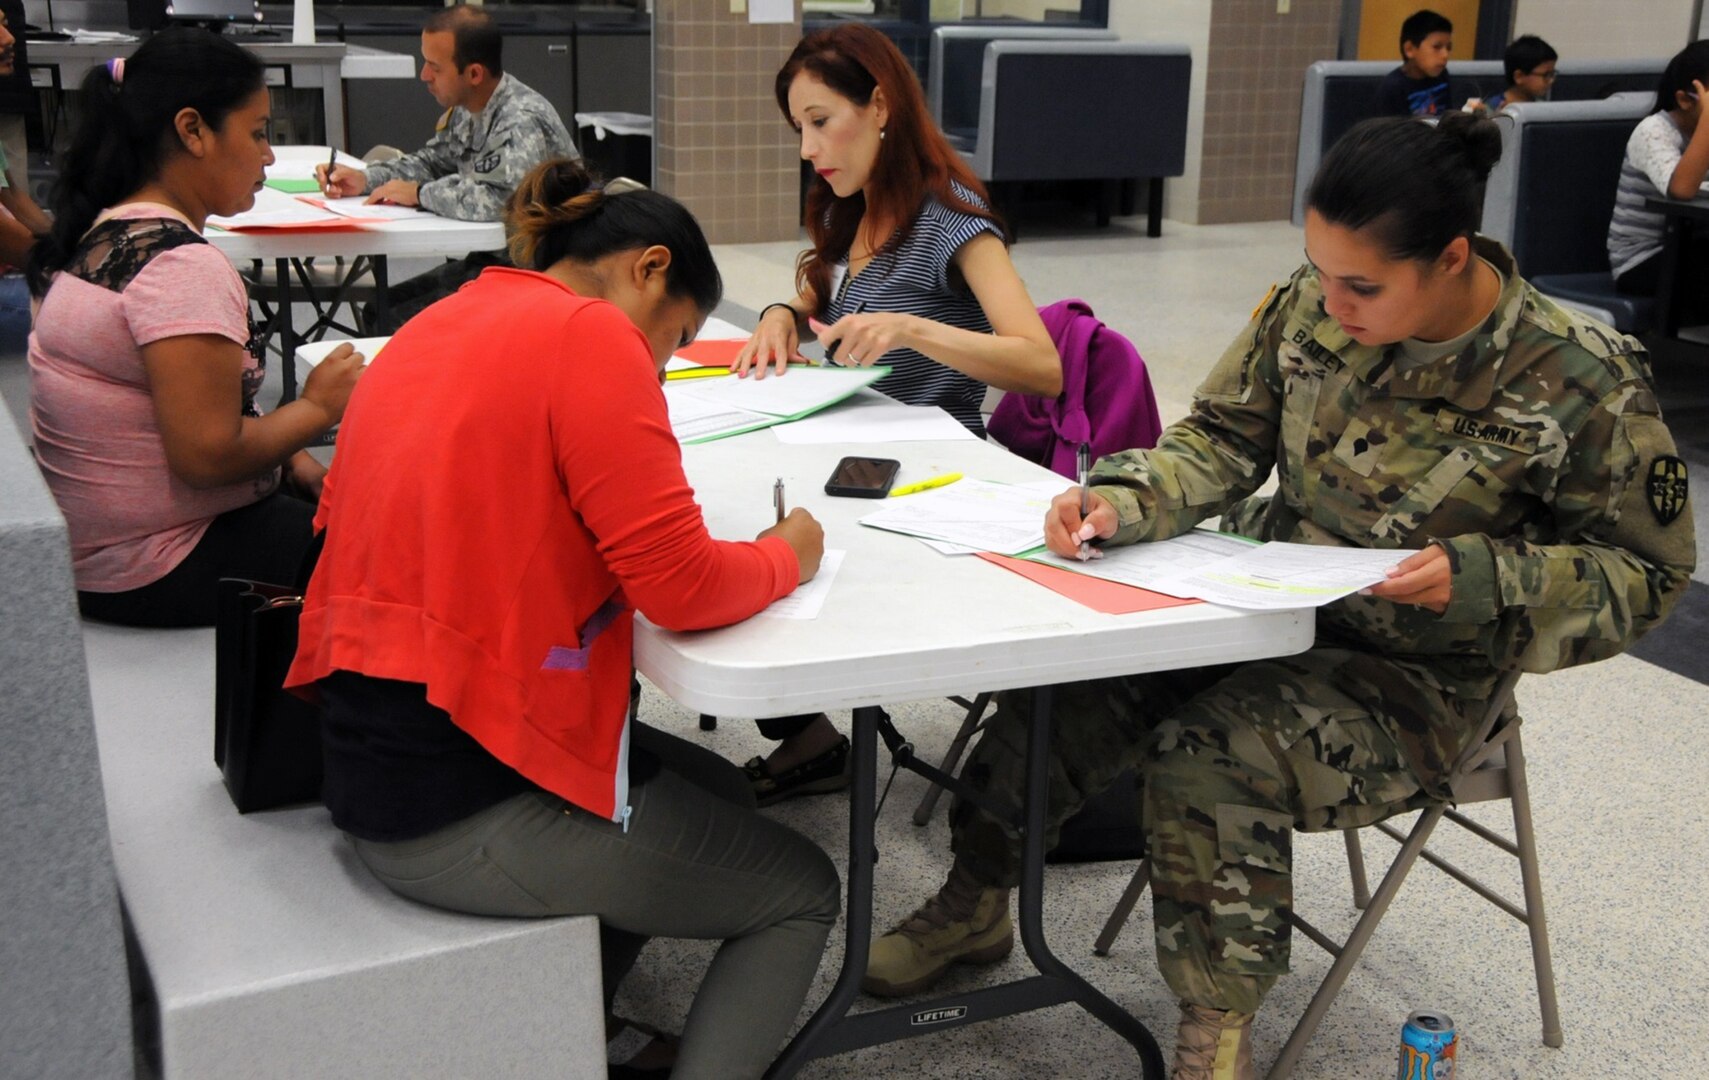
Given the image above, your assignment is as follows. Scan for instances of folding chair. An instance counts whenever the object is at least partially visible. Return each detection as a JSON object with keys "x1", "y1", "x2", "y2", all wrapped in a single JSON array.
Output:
[{"x1": 1091, "y1": 668, "x2": 1563, "y2": 1080}]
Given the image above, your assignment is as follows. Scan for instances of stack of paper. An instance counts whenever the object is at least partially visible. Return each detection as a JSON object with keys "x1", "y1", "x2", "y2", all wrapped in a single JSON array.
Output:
[
  {"x1": 664, "y1": 365, "x2": 888, "y2": 444},
  {"x1": 1029, "y1": 533, "x2": 1409, "y2": 610},
  {"x1": 858, "y1": 478, "x2": 1056, "y2": 556}
]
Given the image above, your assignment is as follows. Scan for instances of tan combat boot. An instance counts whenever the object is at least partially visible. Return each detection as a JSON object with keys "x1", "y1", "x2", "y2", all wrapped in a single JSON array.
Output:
[
  {"x1": 862, "y1": 860, "x2": 1013, "y2": 997},
  {"x1": 1172, "y1": 1001, "x2": 1256, "y2": 1080}
]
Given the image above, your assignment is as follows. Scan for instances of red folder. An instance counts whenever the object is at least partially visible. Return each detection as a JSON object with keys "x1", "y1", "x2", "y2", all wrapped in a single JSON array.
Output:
[{"x1": 977, "y1": 552, "x2": 1199, "y2": 615}]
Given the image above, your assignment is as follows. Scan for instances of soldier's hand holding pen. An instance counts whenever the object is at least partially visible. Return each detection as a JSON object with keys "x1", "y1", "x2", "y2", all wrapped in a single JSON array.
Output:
[
  {"x1": 1361, "y1": 544, "x2": 1453, "y2": 614},
  {"x1": 1044, "y1": 487, "x2": 1119, "y2": 559},
  {"x1": 315, "y1": 163, "x2": 367, "y2": 198}
]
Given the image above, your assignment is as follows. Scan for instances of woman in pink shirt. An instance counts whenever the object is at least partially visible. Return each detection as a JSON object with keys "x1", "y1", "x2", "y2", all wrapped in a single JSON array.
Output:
[{"x1": 27, "y1": 28, "x2": 364, "y2": 626}]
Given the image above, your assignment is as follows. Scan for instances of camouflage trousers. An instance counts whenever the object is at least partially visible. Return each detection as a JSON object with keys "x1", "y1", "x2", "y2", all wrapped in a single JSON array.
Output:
[{"x1": 948, "y1": 648, "x2": 1484, "y2": 1015}]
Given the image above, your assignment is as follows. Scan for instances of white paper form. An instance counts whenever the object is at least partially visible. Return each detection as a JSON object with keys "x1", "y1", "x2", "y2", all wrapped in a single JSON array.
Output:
[
  {"x1": 1152, "y1": 542, "x2": 1410, "y2": 610},
  {"x1": 673, "y1": 365, "x2": 885, "y2": 418},
  {"x1": 304, "y1": 195, "x2": 429, "y2": 221},
  {"x1": 754, "y1": 550, "x2": 845, "y2": 620},
  {"x1": 859, "y1": 478, "x2": 1055, "y2": 555},
  {"x1": 1029, "y1": 529, "x2": 1258, "y2": 593},
  {"x1": 771, "y1": 393, "x2": 978, "y2": 444},
  {"x1": 664, "y1": 389, "x2": 773, "y2": 442},
  {"x1": 296, "y1": 337, "x2": 391, "y2": 370}
]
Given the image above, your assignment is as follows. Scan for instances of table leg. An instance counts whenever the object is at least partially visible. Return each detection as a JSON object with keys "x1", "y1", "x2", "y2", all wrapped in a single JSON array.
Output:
[
  {"x1": 1656, "y1": 215, "x2": 1689, "y2": 338},
  {"x1": 275, "y1": 257, "x2": 299, "y2": 407},
  {"x1": 763, "y1": 695, "x2": 1162, "y2": 1077},
  {"x1": 765, "y1": 703, "x2": 880, "y2": 1079},
  {"x1": 370, "y1": 255, "x2": 392, "y2": 334},
  {"x1": 1016, "y1": 685, "x2": 1164, "y2": 1075}
]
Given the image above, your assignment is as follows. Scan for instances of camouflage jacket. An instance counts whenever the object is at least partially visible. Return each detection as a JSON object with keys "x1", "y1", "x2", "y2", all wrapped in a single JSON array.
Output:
[
  {"x1": 1091, "y1": 238, "x2": 1695, "y2": 698},
  {"x1": 364, "y1": 74, "x2": 577, "y2": 222}
]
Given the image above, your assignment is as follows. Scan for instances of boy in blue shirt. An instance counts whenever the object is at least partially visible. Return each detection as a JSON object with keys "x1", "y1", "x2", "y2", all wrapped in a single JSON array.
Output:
[{"x1": 1373, "y1": 10, "x2": 1453, "y2": 117}]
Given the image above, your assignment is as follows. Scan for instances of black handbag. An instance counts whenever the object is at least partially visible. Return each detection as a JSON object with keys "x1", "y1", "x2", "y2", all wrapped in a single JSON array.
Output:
[{"x1": 213, "y1": 529, "x2": 326, "y2": 813}]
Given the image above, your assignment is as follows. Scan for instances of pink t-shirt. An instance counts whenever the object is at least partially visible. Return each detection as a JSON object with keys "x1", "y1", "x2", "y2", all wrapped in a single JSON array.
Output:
[{"x1": 30, "y1": 204, "x2": 278, "y2": 593}]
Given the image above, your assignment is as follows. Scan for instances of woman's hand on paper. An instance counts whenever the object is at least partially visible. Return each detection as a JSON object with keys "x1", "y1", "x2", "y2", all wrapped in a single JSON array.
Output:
[
  {"x1": 732, "y1": 304, "x2": 804, "y2": 380},
  {"x1": 301, "y1": 343, "x2": 367, "y2": 429},
  {"x1": 1361, "y1": 544, "x2": 1452, "y2": 613},
  {"x1": 809, "y1": 312, "x2": 915, "y2": 370},
  {"x1": 1044, "y1": 487, "x2": 1118, "y2": 559},
  {"x1": 759, "y1": 508, "x2": 825, "y2": 584}
]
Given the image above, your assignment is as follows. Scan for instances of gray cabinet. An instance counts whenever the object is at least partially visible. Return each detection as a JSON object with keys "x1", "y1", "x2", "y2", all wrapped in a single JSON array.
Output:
[
  {"x1": 341, "y1": 27, "x2": 649, "y2": 159},
  {"x1": 342, "y1": 33, "x2": 444, "y2": 156}
]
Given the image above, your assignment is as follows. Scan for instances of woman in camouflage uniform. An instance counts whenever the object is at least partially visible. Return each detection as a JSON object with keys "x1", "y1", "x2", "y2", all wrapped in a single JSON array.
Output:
[{"x1": 864, "y1": 113, "x2": 1696, "y2": 1080}]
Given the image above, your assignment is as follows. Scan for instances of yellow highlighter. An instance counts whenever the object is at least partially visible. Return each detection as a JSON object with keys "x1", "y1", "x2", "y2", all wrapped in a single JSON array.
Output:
[
  {"x1": 889, "y1": 472, "x2": 963, "y2": 497},
  {"x1": 664, "y1": 367, "x2": 735, "y2": 381}
]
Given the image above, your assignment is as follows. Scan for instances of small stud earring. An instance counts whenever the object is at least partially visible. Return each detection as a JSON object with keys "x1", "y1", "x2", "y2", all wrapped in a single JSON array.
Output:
[{"x1": 880, "y1": 128, "x2": 886, "y2": 140}]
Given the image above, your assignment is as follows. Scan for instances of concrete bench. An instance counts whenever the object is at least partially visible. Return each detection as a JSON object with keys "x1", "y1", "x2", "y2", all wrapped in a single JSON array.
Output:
[
  {"x1": 3, "y1": 339, "x2": 606, "y2": 1079},
  {"x1": 82, "y1": 618, "x2": 608, "y2": 1079},
  {"x1": 0, "y1": 408, "x2": 133, "y2": 1079}
]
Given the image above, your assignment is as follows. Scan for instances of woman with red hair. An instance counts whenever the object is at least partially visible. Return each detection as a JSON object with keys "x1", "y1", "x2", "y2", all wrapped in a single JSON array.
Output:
[{"x1": 732, "y1": 23, "x2": 1060, "y2": 804}]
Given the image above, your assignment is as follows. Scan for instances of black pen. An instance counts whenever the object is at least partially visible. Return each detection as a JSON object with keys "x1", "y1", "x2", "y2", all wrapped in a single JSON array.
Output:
[
  {"x1": 824, "y1": 301, "x2": 867, "y2": 366},
  {"x1": 774, "y1": 477, "x2": 786, "y2": 524},
  {"x1": 324, "y1": 146, "x2": 338, "y2": 194},
  {"x1": 1076, "y1": 441, "x2": 1092, "y2": 562}
]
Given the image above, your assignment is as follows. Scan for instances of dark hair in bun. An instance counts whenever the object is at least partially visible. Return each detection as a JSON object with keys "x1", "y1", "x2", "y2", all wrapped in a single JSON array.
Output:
[
  {"x1": 1306, "y1": 113, "x2": 1502, "y2": 263},
  {"x1": 505, "y1": 157, "x2": 722, "y2": 314}
]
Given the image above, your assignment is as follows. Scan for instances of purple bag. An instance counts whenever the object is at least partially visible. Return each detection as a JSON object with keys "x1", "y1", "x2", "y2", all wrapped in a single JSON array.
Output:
[{"x1": 987, "y1": 298, "x2": 1163, "y2": 478}]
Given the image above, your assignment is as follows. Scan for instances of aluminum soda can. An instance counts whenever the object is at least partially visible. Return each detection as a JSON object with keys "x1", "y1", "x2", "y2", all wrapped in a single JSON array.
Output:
[{"x1": 1397, "y1": 1011, "x2": 1457, "y2": 1080}]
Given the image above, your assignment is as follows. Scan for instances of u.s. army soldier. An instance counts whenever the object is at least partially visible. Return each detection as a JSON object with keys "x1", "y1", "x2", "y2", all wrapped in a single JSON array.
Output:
[
  {"x1": 863, "y1": 114, "x2": 1695, "y2": 1080},
  {"x1": 316, "y1": 4, "x2": 577, "y2": 329}
]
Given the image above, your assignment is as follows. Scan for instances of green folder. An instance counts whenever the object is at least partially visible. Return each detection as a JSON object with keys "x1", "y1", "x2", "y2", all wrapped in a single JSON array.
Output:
[
  {"x1": 265, "y1": 178, "x2": 323, "y2": 194},
  {"x1": 672, "y1": 365, "x2": 891, "y2": 445}
]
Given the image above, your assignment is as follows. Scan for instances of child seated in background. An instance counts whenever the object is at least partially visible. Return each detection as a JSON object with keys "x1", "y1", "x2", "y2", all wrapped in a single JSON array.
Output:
[
  {"x1": 1374, "y1": 10, "x2": 1454, "y2": 118},
  {"x1": 1608, "y1": 40, "x2": 1709, "y2": 322},
  {"x1": 1489, "y1": 34, "x2": 1558, "y2": 112}
]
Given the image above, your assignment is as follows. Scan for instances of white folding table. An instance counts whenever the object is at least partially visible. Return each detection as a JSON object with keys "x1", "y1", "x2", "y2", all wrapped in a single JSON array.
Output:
[
  {"x1": 208, "y1": 147, "x2": 506, "y2": 405},
  {"x1": 636, "y1": 431, "x2": 1316, "y2": 1078}
]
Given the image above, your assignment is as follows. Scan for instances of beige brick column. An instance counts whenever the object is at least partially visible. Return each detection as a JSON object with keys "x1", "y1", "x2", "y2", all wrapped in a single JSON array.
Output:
[{"x1": 654, "y1": 0, "x2": 804, "y2": 243}]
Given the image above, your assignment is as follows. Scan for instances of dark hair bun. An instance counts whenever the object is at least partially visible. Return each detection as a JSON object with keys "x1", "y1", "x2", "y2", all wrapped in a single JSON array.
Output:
[
  {"x1": 1436, "y1": 111, "x2": 1503, "y2": 184},
  {"x1": 505, "y1": 157, "x2": 606, "y2": 269}
]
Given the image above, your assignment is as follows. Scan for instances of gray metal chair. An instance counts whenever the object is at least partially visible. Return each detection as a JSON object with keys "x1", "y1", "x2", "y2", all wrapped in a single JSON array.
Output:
[{"x1": 1092, "y1": 669, "x2": 1563, "y2": 1080}]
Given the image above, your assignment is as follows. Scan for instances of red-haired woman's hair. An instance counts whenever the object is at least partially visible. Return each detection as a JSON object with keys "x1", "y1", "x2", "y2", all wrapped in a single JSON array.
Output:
[{"x1": 775, "y1": 23, "x2": 1003, "y2": 313}]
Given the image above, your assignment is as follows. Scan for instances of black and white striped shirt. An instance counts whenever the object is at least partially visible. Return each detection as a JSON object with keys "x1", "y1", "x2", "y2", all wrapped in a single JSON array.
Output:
[{"x1": 823, "y1": 185, "x2": 1002, "y2": 434}]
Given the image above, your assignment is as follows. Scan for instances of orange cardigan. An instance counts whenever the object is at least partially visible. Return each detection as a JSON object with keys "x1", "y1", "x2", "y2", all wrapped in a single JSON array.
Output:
[{"x1": 286, "y1": 269, "x2": 797, "y2": 822}]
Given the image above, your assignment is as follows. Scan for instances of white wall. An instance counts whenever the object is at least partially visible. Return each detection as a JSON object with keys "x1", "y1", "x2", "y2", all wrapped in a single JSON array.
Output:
[
  {"x1": 1109, "y1": 0, "x2": 1212, "y2": 223},
  {"x1": 1514, "y1": 0, "x2": 1697, "y2": 60}
]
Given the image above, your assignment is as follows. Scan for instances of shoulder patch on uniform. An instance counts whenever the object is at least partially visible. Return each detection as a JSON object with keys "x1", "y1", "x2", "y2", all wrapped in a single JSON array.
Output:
[
  {"x1": 473, "y1": 151, "x2": 501, "y2": 174},
  {"x1": 1646, "y1": 455, "x2": 1689, "y2": 525}
]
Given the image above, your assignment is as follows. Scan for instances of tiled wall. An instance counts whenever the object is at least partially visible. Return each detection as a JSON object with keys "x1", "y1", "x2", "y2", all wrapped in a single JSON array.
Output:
[
  {"x1": 654, "y1": 0, "x2": 803, "y2": 244},
  {"x1": 1198, "y1": 0, "x2": 1342, "y2": 224}
]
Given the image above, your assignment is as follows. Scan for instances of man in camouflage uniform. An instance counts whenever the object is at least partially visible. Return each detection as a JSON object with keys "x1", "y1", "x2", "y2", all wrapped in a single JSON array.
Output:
[
  {"x1": 865, "y1": 238, "x2": 1695, "y2": 1074},
  {"x1": 318, "y1": 4, "x2": 577, "y2": 330}
]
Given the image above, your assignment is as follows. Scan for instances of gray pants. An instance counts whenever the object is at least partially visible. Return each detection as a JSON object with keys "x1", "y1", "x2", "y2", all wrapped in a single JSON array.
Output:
[{"x1": 352, "y1": 724, "x2": 841, "y2": 1080}]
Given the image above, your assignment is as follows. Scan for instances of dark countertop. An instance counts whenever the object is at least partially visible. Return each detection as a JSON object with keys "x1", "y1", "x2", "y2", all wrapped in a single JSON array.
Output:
[{"x1": 255, "y1": 4, "x2": 649, "y2": 36}]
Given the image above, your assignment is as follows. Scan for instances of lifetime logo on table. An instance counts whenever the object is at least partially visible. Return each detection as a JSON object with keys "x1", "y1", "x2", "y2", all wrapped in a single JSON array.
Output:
[{"x1": 910, "y1": 1006, "x2": 968, "y2": 1027}]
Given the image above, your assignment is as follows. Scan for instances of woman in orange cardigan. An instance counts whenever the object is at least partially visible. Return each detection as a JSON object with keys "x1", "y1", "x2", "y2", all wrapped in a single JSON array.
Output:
[{"x1": 286, "y1": 159, "x2": 837, "y2": 1080}]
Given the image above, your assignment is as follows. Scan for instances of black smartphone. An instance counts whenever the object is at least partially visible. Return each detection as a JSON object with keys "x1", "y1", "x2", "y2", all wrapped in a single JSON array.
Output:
[{"x1": 825, "y1": 456, "x2": 901, "y2": 498}]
